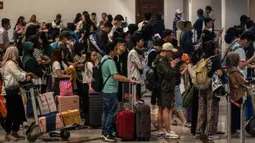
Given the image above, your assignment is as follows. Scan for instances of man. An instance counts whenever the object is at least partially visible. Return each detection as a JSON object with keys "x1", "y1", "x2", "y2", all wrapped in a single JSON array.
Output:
[
  {"x1": 113, "y1": 38, "x2": 128, "y2": 102},
  {"x1": 153, "y1": 12, "x2": 165, "y2": 36},
  {"x1": 173, "y1": 9, "x2": 183, "y2": 36},
  {"x1": 147, "y1": 38, "x2": 163, "y2": 112},
  {"x1": 202, "y1": 18, "x2": 222, "y2": 43},
  {"x1": 160, "y1": 29, "x2": 177, "y2": 47},
  {"x1": 99, "y1": 13, "x2": 107, "y2": 29},
  {"x1": 140, "y1": 12, "x2": 154, "y2": 49},
  {"x1": 101, "y1": 42, "x2": 135, "y2": 142},
  {"x1": 230, "y1": 31, "x2": 255, "y2": 78},
  {"x1": 180, "y1": 21, "x2": 194, "y2": 56},
  {"x1": 0, "y1": 18, "x2": 11, "y2": 51},
  {"x1": 109, "y1": 14, "x2": 124, "y2": 41},
  {"x1": 193, "y1": 9, "x2": 204, "y2": 41},
  {"x1": 155, "y1": 43, "x2": 180, "y2": 139},
  {"x1": 240, "y1": 15, "x2": 250, "y2": 30},
  {"x1": 91, "y1": 12, "x2": 98, "y2": 27},
  {"x1": 91, "y1": 22, "x2": 113, "y2": 56},
  {"x1": 128, "y1": 34, "x2": 145, "y2": 100},
  {"x1": 204, "y1": 6, "x2": 214, "y2": 19}
]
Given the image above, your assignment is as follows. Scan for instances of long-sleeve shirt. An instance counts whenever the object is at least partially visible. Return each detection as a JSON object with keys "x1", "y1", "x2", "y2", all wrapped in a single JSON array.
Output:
[
  {"x1": 52, "y1": 20, "x2": 64, "y2": 29},
  {"x1": 193, "y1": 16, "x2": 204, "y2": 40}
]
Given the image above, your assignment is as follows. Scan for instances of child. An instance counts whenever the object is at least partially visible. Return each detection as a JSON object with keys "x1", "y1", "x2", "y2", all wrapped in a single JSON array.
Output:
[{"x1": 226, "y1": 52, "x2": 248, "y2": 134}]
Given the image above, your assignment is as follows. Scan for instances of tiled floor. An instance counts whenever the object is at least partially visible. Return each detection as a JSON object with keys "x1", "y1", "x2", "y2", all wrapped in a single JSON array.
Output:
[{"x1": 0, "y1": 88, "x2": 255, "y2": 142}]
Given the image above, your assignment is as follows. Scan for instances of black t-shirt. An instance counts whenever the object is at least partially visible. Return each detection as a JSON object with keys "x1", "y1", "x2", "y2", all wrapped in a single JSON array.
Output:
[
  {"x1": 141, "y1": 22, "x2": 154, "y2": 41},
  {"x1": 208, "y1": 55, "x2": 221, "y2": 78},
  {"x1": 202, "y1": 29, "x2": 216, "y2": 42},
  {"x1": 147, "y1": 49, "x2": 158, "y2": 67}
]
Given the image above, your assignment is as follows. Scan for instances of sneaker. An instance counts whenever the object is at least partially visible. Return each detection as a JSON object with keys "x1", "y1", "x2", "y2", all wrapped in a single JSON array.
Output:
[
  {"x1": 207, "y1": 135, "x2": 220, "y2": 141},
  {"x1": 11, "y1": 132, "x2": 25, "y2": 140},
  {"x1": 23, "y1": 121, "x2": 29, "y2": 127},
  {"x1": 164, "y1": 131, "x2": 180, "y2": 139},
  {"x1": 4, "y1": 134, "x2": 18, "y2": 142},
  {"x1": 101, "y1": 135, "x2": 117, "y2": 142},
  {"x1": 157, "y1": 130, "x2": 166, "y2": 137}
]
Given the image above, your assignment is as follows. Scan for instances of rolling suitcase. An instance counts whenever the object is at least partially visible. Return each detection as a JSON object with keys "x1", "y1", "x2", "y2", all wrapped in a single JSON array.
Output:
[
  {"x1": 88, "y1": 93, "x2": 103, "y2": 127},
  {"x1": 57, "y1": 95, "x2": 79, "y2": 112},
  {"x1": 132, "y1": 83, "x2": 151, "y2": 141},
  {"x1": 116, "y1": 83, "x2": 135, "y2": 140}
]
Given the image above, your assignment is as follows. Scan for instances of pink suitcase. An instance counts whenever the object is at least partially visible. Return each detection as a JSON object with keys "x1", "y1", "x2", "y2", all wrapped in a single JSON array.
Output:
[
  {"x1": 39, "y1": 113, "x2": 63, "y2": 133},
  {"x1": 57, "y1": 95, "x2": 80, "y2": 112}
]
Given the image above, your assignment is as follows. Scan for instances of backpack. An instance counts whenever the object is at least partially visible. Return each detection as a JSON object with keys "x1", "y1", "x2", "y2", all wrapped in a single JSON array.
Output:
[
  {"x1": 192, "y1": 56, "x2": 215, "y2": 90},
  {"x1": 245, "y1": 116, "x2": 255, "y2": 137},
  {"x1": 182, "y1": 85, "x2": 195, "y2": 108},
  {"x1": 145, "y1": 64, "x2": 159, "y2": 91},
  {"x1": 221, "y1": 39, "x2": 240, "y2": 66},
  {"x1": 89, "y1": 31, "x2": 106, "y2": 56},
  {"x1": 91, "y1": 58, "x2": 111, "y2": 92}
]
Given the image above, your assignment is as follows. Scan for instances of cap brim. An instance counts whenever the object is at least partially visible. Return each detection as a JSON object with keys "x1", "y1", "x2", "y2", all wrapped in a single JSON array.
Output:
[{"x1": 170, "y1": 48, "x2": 178, "y2": 52}]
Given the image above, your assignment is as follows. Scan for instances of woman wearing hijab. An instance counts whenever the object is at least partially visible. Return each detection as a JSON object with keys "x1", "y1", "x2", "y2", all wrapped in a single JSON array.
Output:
[{"x1": 1, "y1": 46, "x2": 34, "y2": 141}]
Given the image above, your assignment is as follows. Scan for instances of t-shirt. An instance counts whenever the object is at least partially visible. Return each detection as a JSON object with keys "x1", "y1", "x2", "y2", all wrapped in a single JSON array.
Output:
[
  {"x1": 232, "y1": 43, "x2": 247, "y2": 77},
  {"x1": 202, "y1": 29, "x2": 216, "y2": 42},
  {"x1": 193, "y1": 16, "x2": 204, "y2": 40},
  {"x1": 52, "y1": 61, "x2": 68, "y2": 78},
  {"x1": 101, "y1": 55, "x2": 119, "y2": 93},
  {"x1": 0, "y1": 27, "x2": 9, "y2": 46},
  {"x1": 208, "y1": 56, "x2": 222, "y2": 78},
  {"x1": 141, "y1": 22, "x2": 154, "y2": 41},
  {"x1": 147, "y1": 49, "x2": 158, "y2": 67}
]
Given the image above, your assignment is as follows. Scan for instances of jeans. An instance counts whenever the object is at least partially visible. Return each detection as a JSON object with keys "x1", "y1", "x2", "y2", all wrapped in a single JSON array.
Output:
[
  {"x1": 174, "y1": 85, "x2": 183, "y2": 111},
  {"x1": 102, "y1": 93, "x2": 118, "y2": 136}
]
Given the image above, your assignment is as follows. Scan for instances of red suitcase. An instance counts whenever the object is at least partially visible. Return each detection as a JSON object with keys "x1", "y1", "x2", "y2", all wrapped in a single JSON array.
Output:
[{"x1": 116, "y1": 109, "x2": 135, "y2": 140}]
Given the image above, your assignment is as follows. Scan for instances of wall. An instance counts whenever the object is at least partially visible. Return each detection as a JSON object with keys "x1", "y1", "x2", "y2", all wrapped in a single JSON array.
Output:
[
  {"x1": 0, "y1": 0, "x2": 136, "y2": 40},
  {"x1": 164, "y1": 0, "x2": 183, "y2": 29}
]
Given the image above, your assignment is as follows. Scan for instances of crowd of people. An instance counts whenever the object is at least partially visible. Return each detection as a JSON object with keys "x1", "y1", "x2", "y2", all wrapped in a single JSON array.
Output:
[{"x1": 0, "y1": 4, "x2": 254, "y2": 142}]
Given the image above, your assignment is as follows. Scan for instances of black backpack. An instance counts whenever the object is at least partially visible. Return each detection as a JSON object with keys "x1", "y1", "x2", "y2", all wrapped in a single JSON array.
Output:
[
  {"x1": 145, "y1": 58, "x2": 161, "y2": 91},
  {"x1": 91, "y1": 58, "x2": 111, "y2": 92}
]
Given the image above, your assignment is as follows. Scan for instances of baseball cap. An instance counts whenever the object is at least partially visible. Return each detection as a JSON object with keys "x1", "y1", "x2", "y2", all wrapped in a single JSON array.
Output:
[
  {"x1": 175, "y1": 9, "x2": 183, "y2": 14},
  {"x1": 162, "y1": 43, "x2": 177, "y2": 52}
]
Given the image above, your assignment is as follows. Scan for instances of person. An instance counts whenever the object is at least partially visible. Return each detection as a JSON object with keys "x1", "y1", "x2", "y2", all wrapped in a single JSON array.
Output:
[
  {"x1": 22, "y1": 42, "x2": 43, "y2": 88},
  {"x1": 155, "y1": 43, "x2": 179, "y2": 139},
  {"x1": 13, "y1": 16, "x2": 25, "y2": 44},
  {"x1": 180, "y1": 21, "x2": 194, "y2": 56},
  {"x1": 202, "y1": 18, "x2": 222, "y2": 43},
  {"x1": 0, "y1": 18, "x2": 11, "y2": 51},
  {"x1": 173, "y1": 9, "x2": 183, "y2": 36},
  {"x1": 91, "y1": 12, "x2": 98, "y2": 27},
  {"x1": 160, "y1": 29, "x2": 177, "y2": 47},
  {"x1": 113, "y1": 38, "x2": 127, "y2": 102},
  {"x1": 109, "y1": 14, "x2": 124, "y2": 41},
  {"x1": 1, "y1": 46, "x2": 34, "y2": 141},
  {"x1": 229, "y1": 31, "x2": 255, "y2": 78},
  {"x1": 204, "y1": 6, "x2": 215, "y2": 20},
  {"x1": 106, "y1": 14, "x2": 113, "y2": 23},
  {"x1": 196, "y1": 41, "x2": 222, "y2": 141},
  {"x1": 128, "y1": 34, "x2": 145, "y2": 99},
  {"x1": 153, "y1": 12, "x2": 165, "y2": 36},
  {"x1": 176, "y1": 20, "x2": 185, "y2": 47},
  {"x1": 73, "y1": 13, "x2": 82, "y2": 26},
  {"x1": 38, "y1": 32, "x2": 53, "y2": 58},
  {"x1": 99, "y1": 12, "x2": 107, "y2": 29},
  {"x1": 147, "y1": 38, "x2": 163, "y2": 112},
  {"x1": 52, "y1": 14, "x2": 64, "y2": 40},
  {"x1": 240, "y1": 15, "x2": 250, "y2": 29},
  {"x1": 126, "y1": 24, "x2": 139, "y2": 51},
  {"x1": 101, "y1": 42, "x2": 135, "y2": 142},
  {"x1": 140, "y1": 12, "x2": 154, "y2": 49},
  {"x1": 51, "y1": 48, "x2": 71, "y2": 95},
  {"x1": 193, "y1": 9, "x2": 204, "y2": 41},
  {"x1": 226, "y1": 52, "x2": 248, "y2": 135},
  {"x1": 23, "y1": 15, "x2": 40, "y2": 36},
  {"x1": 112, "y1": 27, "x2": 125, "y2": 42},
  {"x1": 92, "y1": 22, "x2": 113, "y2": 56}
]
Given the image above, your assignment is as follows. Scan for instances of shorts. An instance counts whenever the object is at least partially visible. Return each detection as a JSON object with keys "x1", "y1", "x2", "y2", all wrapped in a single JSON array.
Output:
[{"x1": 158, "y1": 91, "x2": 174, "y2": 110}]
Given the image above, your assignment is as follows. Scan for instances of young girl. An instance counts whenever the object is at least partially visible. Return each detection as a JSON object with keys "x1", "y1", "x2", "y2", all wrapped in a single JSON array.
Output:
[{"x1": 226, "y1": 52, "x2": 248, "y2": 134}]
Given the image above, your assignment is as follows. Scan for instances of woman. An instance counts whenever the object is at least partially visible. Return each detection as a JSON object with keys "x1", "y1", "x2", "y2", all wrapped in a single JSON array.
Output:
[
  {"x1": 22, "y1": 42, "x2": 43, "y2": 88},
  {"x1": 23, "y1": 15, "x2": 39, "y2": 35},
  {"x1": 73, "y1": 13, "x2": 82, "y2": 26},
  {"x1": 52, "y1": 14, "x2": 64, "y2": 40},
  {"x1": 106, "y1": 14, "x2": 113, "y2": 23},
  {"x1": 38, "y1": 32, "x2": 53, "y2": 58},
  {"x1": 196, "y1": 41, "x2": 222, "y2": 141},
  {"x1": 13, "y1": 16, "x2": 25, "y2": 43},
  {"x1": 90, "y1": 50, "x2": 98, "y2": 66},
  {"x1": 1, "y1": 46, "x2": 34, "y2": 141},
  {"x1": 51, "y1": 48, "x2": 71, "y2": 95}
]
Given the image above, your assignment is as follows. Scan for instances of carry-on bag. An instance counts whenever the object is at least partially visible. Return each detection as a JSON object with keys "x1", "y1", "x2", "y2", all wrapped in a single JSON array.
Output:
[
  {"x1": 37, "y1": 92, "x2": 57, "y2": 115},
  {"x1": 88, "y1": 93, "x2": 103, "y2": 127},
  {"x1": 116, "y1": 83, "x2": 135, "y2": 140},
  {"x1": 57, "y1": 95, "x2": 79, "y2": 112},
  {"x1": 61, "y1": 109, "x2": 81, "y2": 126},
  {"x1": 39, "y1": 112, "x2": 64, "y2": 133}
]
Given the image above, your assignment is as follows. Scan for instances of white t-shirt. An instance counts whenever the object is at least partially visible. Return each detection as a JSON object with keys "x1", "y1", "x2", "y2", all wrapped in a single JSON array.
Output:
[
  {"x1": 232, "y1": 43, "x2": 247, "y2": 77},
  {"x1": 0, "y1": 27, "x2": 9, "y2": 45},
  {"x1": 82, "y1": 62, "x2": 93, "y2": 83},
  {"x1": 52, "y1": 61, "x2": 67, "y2": 78}
]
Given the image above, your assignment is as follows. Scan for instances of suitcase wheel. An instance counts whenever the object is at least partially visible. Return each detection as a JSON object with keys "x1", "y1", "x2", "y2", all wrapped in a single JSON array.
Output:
[{"x1": 60, "y1": 129, "x2": 70, "y2": 140}]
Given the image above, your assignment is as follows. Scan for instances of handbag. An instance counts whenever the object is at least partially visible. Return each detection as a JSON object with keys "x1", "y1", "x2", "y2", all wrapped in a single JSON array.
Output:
[
  {"x1": 59, "y1": 80, "x2": 73, "y2": 96},
  {"x1": 2, "y1": 66, "x2": 20, "y2": 95},
  {"x1": 182, "y1": 85, "x2": 195, "y2": 108}
]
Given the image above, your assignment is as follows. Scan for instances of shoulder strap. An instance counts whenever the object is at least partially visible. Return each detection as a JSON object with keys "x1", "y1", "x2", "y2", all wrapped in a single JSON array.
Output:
[
  {"x1": 100, "y1": 58, "x2": 112, "y2": 87},
  {"x1": 221, "y1": 39, "x2": 239, "y2": 64}
]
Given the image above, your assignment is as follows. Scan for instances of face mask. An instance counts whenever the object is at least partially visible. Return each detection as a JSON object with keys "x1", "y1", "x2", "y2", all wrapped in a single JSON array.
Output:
[
  {"x1": 7, "y1": 25, "x2": 11, "y2": 30},
  {"x1": 208, "y1": 28, "x2": 213, "y2": 32}
]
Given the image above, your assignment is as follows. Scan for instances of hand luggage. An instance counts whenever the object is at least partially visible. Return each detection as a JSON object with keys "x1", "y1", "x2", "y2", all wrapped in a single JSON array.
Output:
[
  {"x1": 88, "y1": 93, "x2": 103, "y2": 126},
  {"x1": 37, "y1": 92, "x2": 57, "y2": 115},
  {"x1": 61, "y1": 109, "x2": 81, "y2": 126},
  {"x1": 59, "y1": 80, "x2": 73, "y2": 96},
  {"x1": 116, "y1": 83, "x2": 135, "y2": 140},
  {"x1": 57, "y1": 95, "x2": 79, "y2": 112},
  {"x1": 39, "y1": 113, "x2": 64, "y2": 133}
]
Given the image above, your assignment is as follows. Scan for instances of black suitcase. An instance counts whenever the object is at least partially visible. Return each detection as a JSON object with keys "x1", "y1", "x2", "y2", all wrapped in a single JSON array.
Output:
[{"x1": 88, "y1": 93, "x2": 103, "y2": 127}]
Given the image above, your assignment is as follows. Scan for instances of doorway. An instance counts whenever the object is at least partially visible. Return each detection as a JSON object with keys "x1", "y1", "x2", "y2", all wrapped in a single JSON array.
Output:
[{"x1": 136, "y1": 0, "x2": 164, "y2": 24}]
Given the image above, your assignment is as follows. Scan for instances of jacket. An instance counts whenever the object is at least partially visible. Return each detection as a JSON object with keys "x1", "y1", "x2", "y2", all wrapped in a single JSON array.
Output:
[
  {"x1": 155, "y1": 55, "x2": 175, "y2": 92},
  {"x1": 228, "y1": 68, "x2": 248, "y2": 101},
  {"x1": 127, "y1": 49, "x2": 145, "y2": 83}
]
